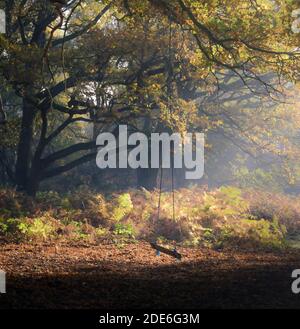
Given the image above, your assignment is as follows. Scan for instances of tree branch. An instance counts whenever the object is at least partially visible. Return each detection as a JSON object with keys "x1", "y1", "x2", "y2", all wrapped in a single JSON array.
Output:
[
  {"x1": 52, "y1": 2, "x2": 113, "y2": 47},
  {"x1": 42, "y1": 141, "x2": 96, "y2": 166},
  {"x1": 41, "y1": 152, "x2": 97, "y2": 180}
]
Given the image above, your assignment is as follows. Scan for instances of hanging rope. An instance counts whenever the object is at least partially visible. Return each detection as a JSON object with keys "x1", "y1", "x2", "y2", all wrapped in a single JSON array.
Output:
[
  {"x1": 156, "y1": 166, "x2": 163, "y2": 227},
  {"x1": 154, "y1": 167, "x2": 163, "y2": 256},
  {"x1": 151, "y1": 17, "x2": 182, "y2": 260},
  {"x1": 156, "y1": 17, "x2": 173, "y2": 227},
  {"x1": 168, "y1": 19, "x2": 176, "y2": 227},
  {"x1": 167, "y1": 19, "x2": 182, "y2": 243}
]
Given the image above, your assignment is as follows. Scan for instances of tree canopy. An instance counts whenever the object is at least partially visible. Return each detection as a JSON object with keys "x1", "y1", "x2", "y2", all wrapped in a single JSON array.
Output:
[{"x1": 0, "y1": 0, "x2": 300, "y2": 195}]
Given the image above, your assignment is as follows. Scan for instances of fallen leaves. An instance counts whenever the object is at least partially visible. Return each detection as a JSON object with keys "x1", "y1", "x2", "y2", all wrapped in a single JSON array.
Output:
[{"x1": 0, "y1": 242, "x2": 299, "y2": 309}]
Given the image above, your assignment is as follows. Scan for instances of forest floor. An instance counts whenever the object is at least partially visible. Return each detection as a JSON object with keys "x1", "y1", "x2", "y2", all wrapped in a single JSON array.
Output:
[{"x1": 0, "y1": 242, "x2": 299, "y2": 309}]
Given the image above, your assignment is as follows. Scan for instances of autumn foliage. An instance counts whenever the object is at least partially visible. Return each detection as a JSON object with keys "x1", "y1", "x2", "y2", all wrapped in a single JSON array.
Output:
[{"x1": 0, "y1": 186, "x2": 298, "y2": 250}]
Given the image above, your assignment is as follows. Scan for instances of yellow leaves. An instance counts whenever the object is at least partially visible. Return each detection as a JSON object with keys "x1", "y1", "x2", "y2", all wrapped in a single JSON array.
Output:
[
  {"x1": 149, "y1": 83, "x2": 161, "y2": 91},
  {"x1": 156, "y1": 97, "x2": 201, "y2": 134}
]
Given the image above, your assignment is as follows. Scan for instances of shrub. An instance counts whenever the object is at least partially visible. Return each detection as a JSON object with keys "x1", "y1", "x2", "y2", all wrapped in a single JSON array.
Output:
[
  {"x1": 246, "y1": 190, "x2": 300, "y2": 234},
  {"x1": 67, "y1": 189, "x2": 109, "y2": 227},
  {"x1": 18, "y1": 217, "x2": 56, "y2": 241},
  {"x1": 0, "y1": 186, "x2": 298, "y2": 250},
  {"x1": 113, "y1": 223, "x2": 135, "y2": 238},
  {"x1": 62, "y1": 221, "x2": 90, "y2": 241},
  {"x1": 215, "y1": 217, "x2": 287, "y2": 250},
  {"x1": 36, "y1": 191, "x2": 67, "y2": 210},
  {"x1": 0, "y1": 188, "x2": 33, "y2": 218},
  {"x1": 0, "y1": 213, "x2": 58, "y2": 242},
  {"x1": 111, "y1": 193, "x2": 133, "y2": 222}
]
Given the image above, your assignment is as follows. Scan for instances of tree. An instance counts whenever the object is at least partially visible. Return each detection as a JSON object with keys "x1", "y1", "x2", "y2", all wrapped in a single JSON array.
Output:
[{"x1": 0, "y1": 0, "x2": 299, "y2": 195}]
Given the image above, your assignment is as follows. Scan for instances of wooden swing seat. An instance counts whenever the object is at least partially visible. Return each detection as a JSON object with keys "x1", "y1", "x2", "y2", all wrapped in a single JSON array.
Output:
[{"x1": 150, "y1": 242, "x2": 182, "y2": 260}]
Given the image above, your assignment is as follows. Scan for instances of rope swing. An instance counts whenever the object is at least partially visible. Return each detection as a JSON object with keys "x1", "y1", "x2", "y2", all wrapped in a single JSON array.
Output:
[{"x1": 150, "y1": 18, "x2": 182, "y2": 261}]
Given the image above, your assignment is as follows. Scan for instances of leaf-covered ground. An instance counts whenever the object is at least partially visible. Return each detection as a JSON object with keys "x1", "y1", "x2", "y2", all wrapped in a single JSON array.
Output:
[{"x1": 0, "y1": 242, "x2": 299, "y2": 309}]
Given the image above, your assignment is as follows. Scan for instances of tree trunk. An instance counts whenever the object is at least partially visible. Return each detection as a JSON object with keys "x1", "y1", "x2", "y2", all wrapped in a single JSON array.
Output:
[
  {"x1": 25, "y1": 175, "x2": 40, "y2": 197},
  {"x1": 15, "y1": 97, "x2": 36, "y2": 193}
]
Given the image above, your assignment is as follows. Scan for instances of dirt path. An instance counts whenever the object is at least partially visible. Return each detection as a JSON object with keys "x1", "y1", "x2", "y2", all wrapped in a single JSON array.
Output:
[{"x1": 0, "y1": 242, "x2": 299, "y2": 309}]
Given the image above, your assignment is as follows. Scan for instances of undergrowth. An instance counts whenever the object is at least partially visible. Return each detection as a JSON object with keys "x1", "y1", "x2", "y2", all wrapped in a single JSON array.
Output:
[{"x1": 0, "y1": 186, "x2": 297, "y2": 250}]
